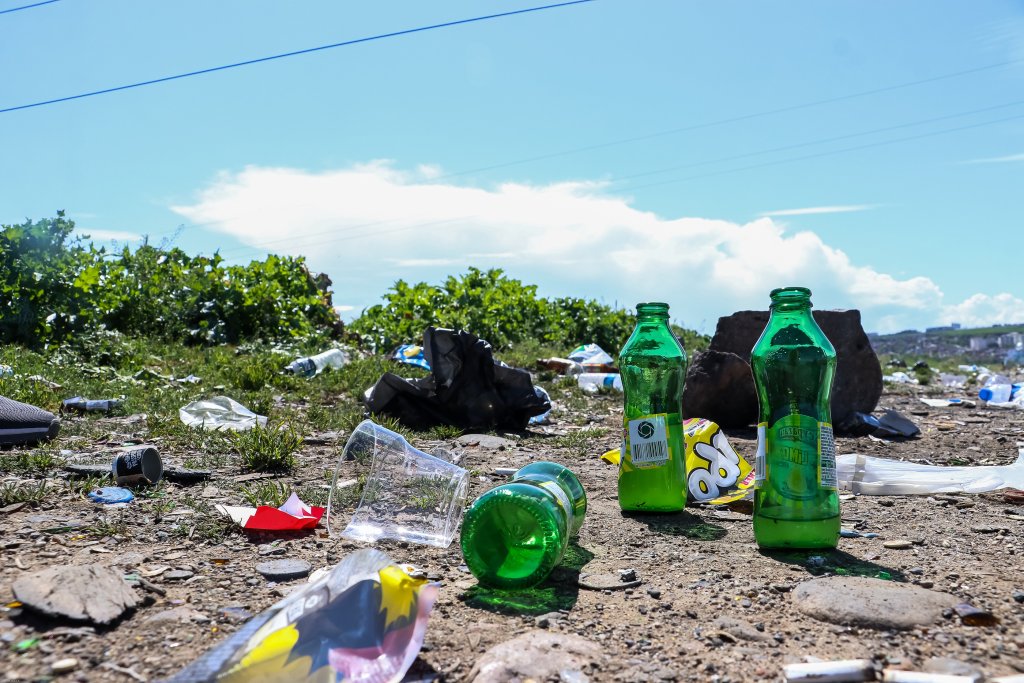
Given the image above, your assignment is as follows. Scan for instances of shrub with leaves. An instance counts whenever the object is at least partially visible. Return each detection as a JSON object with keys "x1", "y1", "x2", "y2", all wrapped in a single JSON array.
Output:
[
  {"x1": 350, "y1": 267, "x2": 709, "y2": 354},
  {"x1": 0, "y1": 213, "x2": 340, "y2": 347}
]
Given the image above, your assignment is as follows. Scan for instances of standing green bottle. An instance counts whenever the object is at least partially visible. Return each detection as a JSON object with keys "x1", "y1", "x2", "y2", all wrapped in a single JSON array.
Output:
[
  {"x1": 618, "y1": 302, "x2": 688, "y2": 512},
  {"x1": 752, "y1": 287, "x2": 839, "y2": 549},
  {"x1": 460, "y1": 462, "x2": 586, "y2": 588}
]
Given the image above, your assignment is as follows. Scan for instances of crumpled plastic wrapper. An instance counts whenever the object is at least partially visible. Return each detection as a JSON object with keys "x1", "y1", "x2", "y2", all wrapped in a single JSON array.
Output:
[
  {"x1": 179, "y1": 396, "x2": 268, "y2": 431},
  {"x1": 164, "y1": 549, "x2": 437, "y2": 683}
]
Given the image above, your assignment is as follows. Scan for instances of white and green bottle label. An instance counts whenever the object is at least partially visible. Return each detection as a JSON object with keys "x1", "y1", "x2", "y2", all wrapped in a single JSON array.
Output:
[
  {"x1": 623, "y1": 413, "x2": 675, "y2": 469},
  {"x1": 754, "y1": 415, "x2": 837, "y2": 497}
]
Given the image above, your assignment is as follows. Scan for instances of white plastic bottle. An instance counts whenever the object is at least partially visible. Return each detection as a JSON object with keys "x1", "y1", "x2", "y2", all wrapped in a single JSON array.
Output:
[
  {"x1": 577, "y1": 373, "x2": 623, "y2": 393},
  {"x1": 978, "y1": 383, "x2": 1022, "y2": 403},
  {"x1": 285, "y1": 349, "x2": 349, "y2": 378}
]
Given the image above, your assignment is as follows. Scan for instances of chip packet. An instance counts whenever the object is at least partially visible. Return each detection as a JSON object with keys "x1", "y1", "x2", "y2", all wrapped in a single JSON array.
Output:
[{"x1": 165, "y1": 549, "x2": 437, "y2": 683}]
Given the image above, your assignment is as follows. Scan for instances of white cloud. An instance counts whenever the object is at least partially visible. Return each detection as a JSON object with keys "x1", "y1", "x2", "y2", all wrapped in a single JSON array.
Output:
[
  {"x1": 75, "y1": 228, "x2": 142, "y2": 242},
  {"x1": 941, "y1": 293, "x2": 1024, "y2": 328},
  {"x1": 759, "y1": 205, "x2": 876, "y2": 217},
  {"x1": 171, "y1": 162, "x2": 1012, "y2": 334},
  {"x1": 963, "y1": 152, "x2": 1024, "y2": 164}
]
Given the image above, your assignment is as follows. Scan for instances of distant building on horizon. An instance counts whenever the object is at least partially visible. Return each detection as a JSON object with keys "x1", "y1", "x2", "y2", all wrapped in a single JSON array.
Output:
[{"x1": 925, "y1": 322, "x2": 961, "y2": 333}]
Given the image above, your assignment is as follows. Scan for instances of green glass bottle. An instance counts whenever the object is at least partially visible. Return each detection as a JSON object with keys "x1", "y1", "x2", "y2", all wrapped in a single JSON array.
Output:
[
  {"x1": 618, "y1": 302, "x2": 688, "y2": 512},
  {"x1": 460, "y1": 462, "x2": 586, "y2": 589},
  {"x1": 752, "y1": 287, "x2": 839, "y2": 549}
]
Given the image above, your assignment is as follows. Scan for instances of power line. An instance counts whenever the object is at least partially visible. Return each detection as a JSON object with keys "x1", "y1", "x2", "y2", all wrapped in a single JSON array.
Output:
[
  {"x1": 432, "y1": 57, "x2": 1024, "y2": 181},
  {"x1": 0, "y1": 0, "x2": 61, "y2": 16},
  {"x1": 0, "y1": 0, "x2": 598, "y2": 115},
  {"x1": 606, "y1": 98, "x2": 1024, "y2": 184},
  {"x1": 621, "y1": 110, "x2": 1024, "y2": 193}
]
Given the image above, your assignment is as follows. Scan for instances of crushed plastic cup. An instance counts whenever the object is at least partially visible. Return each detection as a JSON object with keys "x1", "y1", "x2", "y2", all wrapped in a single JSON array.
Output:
[
  {"x1": 179, "y1": 396, "x2": 268, "y2": 431},
  {"x1": 327, "y1": 419, "x2": 469, "y2": 548}
]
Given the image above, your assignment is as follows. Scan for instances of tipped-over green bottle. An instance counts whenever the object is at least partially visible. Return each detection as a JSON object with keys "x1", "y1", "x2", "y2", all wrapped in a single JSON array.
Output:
[
  {"x1": 618, "y1": 302, "x2": 688, "y2": 512},
  {"x1": 460, "y1": 462, "x2": 586, "y2": 589},
  {"x1": 752, "y1": 287, "x2": 840, "y2": 549}
]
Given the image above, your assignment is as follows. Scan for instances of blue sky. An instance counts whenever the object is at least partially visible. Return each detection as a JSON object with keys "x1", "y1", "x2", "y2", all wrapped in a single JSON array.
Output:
[{"x1": 2, "y1": 0, "x2": 1023, "y2": 334}]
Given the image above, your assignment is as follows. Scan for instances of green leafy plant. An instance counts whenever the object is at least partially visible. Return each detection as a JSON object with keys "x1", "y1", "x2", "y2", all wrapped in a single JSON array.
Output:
[{"x1": 239, "y1": 480, "x2": 290, "y2": 507}]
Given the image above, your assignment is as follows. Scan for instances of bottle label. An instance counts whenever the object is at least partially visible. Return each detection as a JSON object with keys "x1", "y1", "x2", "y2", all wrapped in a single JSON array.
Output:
[
  {"x1": 537, "y1": 480, "x2": 575, "y2": 533},
  {"x1": 624, "y1": 413, "x2": 672, "y2": 468},
  {"x1": 757, "y1": 414, "x2": 836, "y2": 498},
  {"x1": 819, "y1": 423, "x2": 837, "y2": 490},
  {"x1": 754, "y1": 423, "x2": 766, "y2": 487}
]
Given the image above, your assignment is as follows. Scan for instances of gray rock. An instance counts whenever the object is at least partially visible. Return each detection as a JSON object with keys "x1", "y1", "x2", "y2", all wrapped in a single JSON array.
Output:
[
  {"x1": 711, "y1": 616, "x2": 769, "y2": 642},
  {"x1": 468, "y1": 630, "x2": 603, "y2": 683},
  {"x1": 692, "y1": 309, "x2": 882, "y2": 429},
  {"x1": 256, "y1": 558, "x2": 311, "y2": 582},
  {"x1": 13, "y1": 564, "x2": 139, "y2": 625},
  {"x1": 164, "y1": 570, "x2": 194, "y2": 581},
  {"x1": 681, "y1": 350, "x2": 758, "y2": 427},
  {"x1": 144, "y1": 606, "x2": 210, "y2": 625},
  {"x1": 793, "y1": 576, "x2": 956, "y2": 630},
  {"x1": 456, "y1": 434, "x2": 515, "y2": 450},
  {"x1": 50, "y1": 658, "x2": 78, "y2": 675}
]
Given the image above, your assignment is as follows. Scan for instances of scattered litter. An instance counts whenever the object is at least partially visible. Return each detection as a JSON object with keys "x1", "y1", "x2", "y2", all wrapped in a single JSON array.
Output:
[
  {"x1": 920, "y1": 398, "x2": 972, "y2": 408},
  {"x1": 838, "y1": 411, "x2": 882, "y2": 437},
  {"x1": 838, "y1": 448, "x2": 1024, "y2": 495},
  {"x1": 217, "y1": 492, "x2": 324, "y2": 531},
  {"x1": 175, "y1": 374, "x2": 202, "y2": 385},
  {"x1": 882, "y1": 670, "x2": 977, "y2": 682},
  {"x1": 166, "y1": 549, "x2": 437, "y2": 683},
  {"x1": 783, "y1": 659, "x2": 874, "y2": 682},
  {"x1": 283, "y1": 348, "x2": 348, "y2": 377},
  {"x1": 536, "y1": 357, "x2": 584, "y2": 376},
  {"x1": 578, "y1": 572, "x2": 642, "y2": 590},
  {"x1": 806, "y1": 555, "x2": 827, "y2": 568},
  {"x1": 62, "y1": 396, "x2": 122, "y2": 413},
  {"x1": 568, "y1": 343, "x2": 615, "y2": 368},
  {"x1": 577, "y1": 372, "x2": 622, "y2": 393},
  {"x1": 0, "y1": 363, "x2": 12, "y2": 377},
  {"x1": 939, "y1": 373, "x2": 967, "y2": 388},
  {"x1": 365, "y1": 327, "x2": 550, "y2": 430},
  {"x1": 112, "y1": 445, "x2": 163, "y2": 485},
  {"x1": 875, "y1": 409, "x2": 921, "y2": 438},
  {"x1": 88, "y1": 487, "x2": 134, "y2": 505},
  {"x1": 528, "y1": 385, "x2": 553, "y2": 425},
  {"x1": 392, "y1": 344, "x2": 431, "y2": 370},
  {"x1": 26, "y1": 374, "x2": 62, "y2": 390},
  {"x1": 329, "y1": 420, "x2": 468, "y2": 548},
  {"x1": 979, "y1": 382, "x2": 1024, "y2": 409},
  {"x1": 179, "y1": 396, "x2": 268, "y2": 431},
  {"x1": 884, "y1": 372, "x2": 917, "y2": 385},
  {"x1": 954, "y1": 602, "x2": 999, "y2": 627}
]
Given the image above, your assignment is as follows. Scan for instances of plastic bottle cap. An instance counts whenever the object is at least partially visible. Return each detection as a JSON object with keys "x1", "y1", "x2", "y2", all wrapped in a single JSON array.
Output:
[{"x1": 979, "y1": 388, "x2": 993, "y2": 401}]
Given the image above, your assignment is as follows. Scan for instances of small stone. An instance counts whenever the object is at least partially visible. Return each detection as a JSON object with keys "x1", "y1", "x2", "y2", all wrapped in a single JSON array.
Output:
[
  {"x1": 258, "y1": 544, "x2": 286, "y2": 557},
  {"x1": 255, "y1": 558, "x2": 311, "y2": 582},
  {"x1": 1012, "y1": 591, "x2": 1024, "y2": 604},
  {"x1": 647, "y1": 588, "x2": 662, "y2": 599},
  {"x1": 883, "y1": 540, "x2": 913, "y2": 549},
  {"x1": 468, "y1": 630, "x2": 603, "y2": 683},
  {"x1": 164, "y1": 570, "x2": 194, "y2": 581},
  {"x1": 51, "y1": 658, "x2": 78, "y2": 675},
  {"x1": 921, "y1": 656, "x2": 984, "y2": 680},
  {"x1": 909, "y1": 567, "x2": 924, "y2": 575},
  {"x1": 771, "y1": 584, "x2": 793, "y2": 593},
  {"x1": 971, "y1": 525, "x2": 1001, "y2": 534},
  {"x1": 793, "y1": 576, "x2": 957, "y2": 630},
  {"x1": 578, "y1": 573, "x2": 641, "y2": 591},
  {"x1": 619, "y1": 568, "x2": 638, "y2": 582},
  {"x1": 456, "y1": 434, "x2": 515, "y2": 450}
]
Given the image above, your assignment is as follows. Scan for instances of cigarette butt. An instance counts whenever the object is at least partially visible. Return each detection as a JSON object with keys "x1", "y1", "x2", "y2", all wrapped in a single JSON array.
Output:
[
  {"x1": 882, "y1": 670, "x2": 978, "y2": 683},
  {"x1": 783, "y1": 659, "x2": 874, "y2": 682}
]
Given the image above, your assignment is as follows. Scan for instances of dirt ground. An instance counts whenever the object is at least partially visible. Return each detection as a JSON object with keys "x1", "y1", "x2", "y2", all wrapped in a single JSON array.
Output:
[{"x1": 2, "y1": 381, "x2": 1023, "y2": 682}]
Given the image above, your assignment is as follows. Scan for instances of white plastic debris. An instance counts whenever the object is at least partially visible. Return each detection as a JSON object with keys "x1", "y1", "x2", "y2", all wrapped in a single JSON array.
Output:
[
  {"x1": 882, "y1": 670, "x2": 978, "y2": 682},
  {"x1": 884, "y1": 371, "x2": 916, "y2": 384},
  {"x1": 838, "y1": 448, "x2": 1024, "y2": 495},
  {"x1": 179, "y1": 396, "x2": 268, "y2": 431}
]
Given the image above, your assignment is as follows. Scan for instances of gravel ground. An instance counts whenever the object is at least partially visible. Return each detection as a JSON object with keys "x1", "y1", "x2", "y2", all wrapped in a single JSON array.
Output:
[{"x1": 1, "y1": 381, "x2": 1023, "y2": 682}]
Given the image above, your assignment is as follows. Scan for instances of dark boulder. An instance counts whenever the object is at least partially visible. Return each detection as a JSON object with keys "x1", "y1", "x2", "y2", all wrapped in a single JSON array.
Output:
[
  {"x1": 684, "y1": 309, "x2": 882, "y2": 430},
  {"x1": 681, "y1": 350, "x2": 757, "y2": 427}
]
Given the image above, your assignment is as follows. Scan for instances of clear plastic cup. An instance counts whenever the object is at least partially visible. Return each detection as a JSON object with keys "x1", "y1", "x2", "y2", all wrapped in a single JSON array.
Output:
[{"x1": 327, "y1": 420, "x2": 469, "y2": 548}]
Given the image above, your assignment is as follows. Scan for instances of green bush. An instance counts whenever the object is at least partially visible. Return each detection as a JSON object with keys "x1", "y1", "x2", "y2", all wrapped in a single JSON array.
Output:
[
  {"x1": 0, "y1": 213, "x2": 340, "y2": 347},
  {"x1": 350, "y1": 267, "x2": 709, "y2": 354}
]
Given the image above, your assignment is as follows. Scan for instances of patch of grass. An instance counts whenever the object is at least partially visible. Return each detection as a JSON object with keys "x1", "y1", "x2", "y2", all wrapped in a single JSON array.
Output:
[
  {"x1": 239, "y1": 480, "x2": 290, "y2": 507},
  {"x1": 0, "y1": 480, "x2": 52, "y2": 506},
  {"x1": 552, "y1": 427, "x2": 609, "y2": 458},
  {"x1": 171, "y1": 495, "x2": 236, "y2": 543},
  {"x1": 0, "y1": 448, "x2": 63, "y2": 476},
  {"x1": 324, "y1": 473, "x2": 366, "y2": 510},
  {"x1": 428, "y1": 424, "x2": 463, "y2": 440},
  {"x1": 230, "y1": 423, "x2": 302, "y2": 472},
  {"x1": 68, "y1": 474, "x2": 111, "y2": 498},
  {"x1": 88, "y1": 515, "x2": 129, "y2": 539}
]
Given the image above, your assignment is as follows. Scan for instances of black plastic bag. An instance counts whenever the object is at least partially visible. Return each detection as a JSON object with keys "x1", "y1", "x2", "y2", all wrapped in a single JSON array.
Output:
[{"x1": 365, "y1": 327, "x2": 550, "y2": 430}]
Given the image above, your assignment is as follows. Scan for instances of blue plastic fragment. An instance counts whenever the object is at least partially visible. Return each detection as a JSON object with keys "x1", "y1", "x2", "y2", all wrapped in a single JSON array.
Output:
[
  {"x1": 88, "y1": 487, "x2": 134, "y2": 504},
  {"x1": 839, "y1": 529, "x2": 861, "y2": 538}
]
